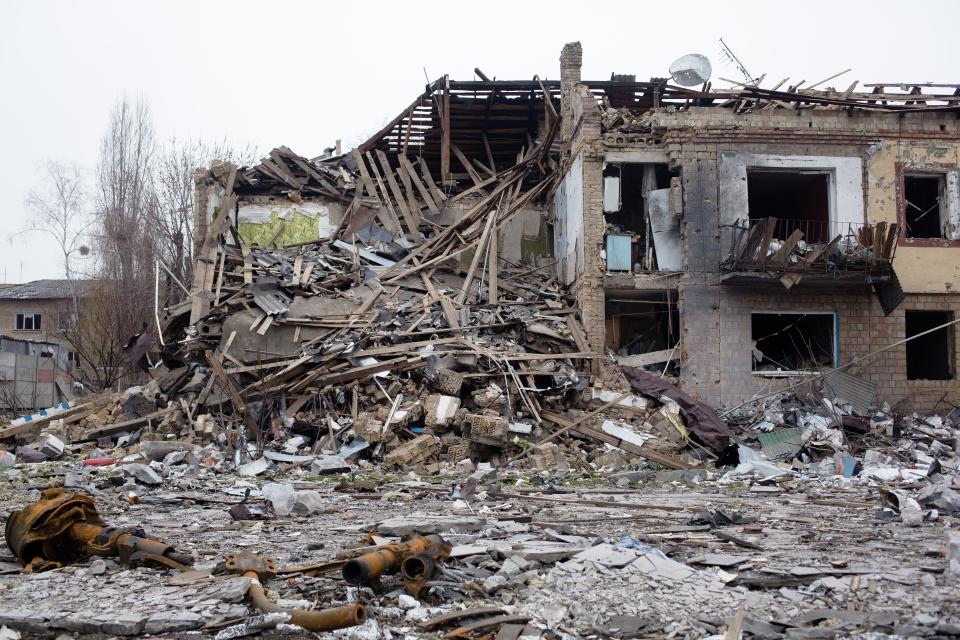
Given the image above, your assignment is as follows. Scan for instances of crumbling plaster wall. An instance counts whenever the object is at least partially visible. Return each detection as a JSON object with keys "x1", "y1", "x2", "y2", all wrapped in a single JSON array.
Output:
[{"x1": 866, "y1": 140, "x2": 960, "y2": 293}]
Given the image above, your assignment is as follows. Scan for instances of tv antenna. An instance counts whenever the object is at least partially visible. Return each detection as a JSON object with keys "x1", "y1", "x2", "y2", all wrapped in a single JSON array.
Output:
[{"x1": 718, "y1": 37, "x2": 755, "y2": 85}]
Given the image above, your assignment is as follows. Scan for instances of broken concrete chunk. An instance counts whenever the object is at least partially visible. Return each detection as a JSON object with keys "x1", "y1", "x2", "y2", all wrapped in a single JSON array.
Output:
[
  {"x1": 382, "y1": 434, "x2": 438, "y2": 468},
  {"x1": 238, "y1": 457, "x2": 270, "y2": 476},
  {"x1": 122, "y1": 463, "x2": 162, "y2": 486},
  {"x1": 375, "y1": 514, "x2": 486, "y2": 536},
  {"x1": 262, "y1": 482, "x2": 296, "y2": 516},
  {"x1": 427, "y1": 368, "x2": 464, "y2": 396},
  {"x1": 38, "y1": 435, "x2": 64, "y2": 459},
  {"x1": 464, "y1": 413, "x2": 509, "y2": 446},
  {"x1": 311, "y1": 456, "x2": 351, "y2": 474},
  {"x1": 424, "y1": 395, "x2": 461, "y2": 429}
]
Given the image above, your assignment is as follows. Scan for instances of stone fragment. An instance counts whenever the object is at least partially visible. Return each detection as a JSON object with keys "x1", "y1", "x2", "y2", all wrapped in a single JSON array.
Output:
[
  {"x1": 424, "y1": 395, "x2": 461, "y2": 429},
  {"x1": 382, "y1": 434, "x2": 438, "y2": 468},
  {"x1": 144, "y1": 611, "x2": 203, "y2": 634},
  {"x1": 291, "y1": 490, "x2": 324, "y2": 515},
  {"x1": 428, "y1": 368, "x2": 464, "y2": 396},
  {"x1": 122, "y1": 463, "x2": 162, "y2": 485},
  {"x1": 397, "y1": 594, "x2": 419, "y2": 609},
  {"x1": 238, "y1": 457, "x2": 270, "y2": 476},
  {"x1": 375, "y1": 514, "x2": 486, "y2": 535},
  {"x1": 463, "y1": 413, "x2": 509, "y2": 446},
  {"x1": 947, "y1": 530, "x2": 960, "y2": 583},
  {"x1": 311, "y1": 456, "x2": 350, "y2": 474},
  {"x1": 38, "y1": 435, "x2": 65, "y2": 459},
  {"x1": 262, "y1": 482, "x2": 296, "y2": 516},
  {"x1": 98, "y1": 612, "x2": 148, "y2": 635}
]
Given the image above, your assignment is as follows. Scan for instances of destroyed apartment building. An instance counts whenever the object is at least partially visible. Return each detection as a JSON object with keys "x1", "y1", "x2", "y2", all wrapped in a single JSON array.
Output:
[
  {"x1": 4, "y1": 42, "x2": 960, "y2": 640},
  {"x1": 187, "y1": 42, "x2": 960, "y2": 419}
]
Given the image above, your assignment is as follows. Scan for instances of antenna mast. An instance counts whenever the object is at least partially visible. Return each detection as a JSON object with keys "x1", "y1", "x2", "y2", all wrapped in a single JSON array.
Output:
[{"x1": 718, "y1": 37, "x2": 755, "y2": 85}]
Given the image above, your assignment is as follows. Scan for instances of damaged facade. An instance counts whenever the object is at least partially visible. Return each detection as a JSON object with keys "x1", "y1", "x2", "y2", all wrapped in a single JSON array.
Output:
[
  {"x1": 194, "y1": 44, "x2": 960, "y2": 413},
  {"x1": 554, "y1": 42, "x2": 960, "y2": 411}
]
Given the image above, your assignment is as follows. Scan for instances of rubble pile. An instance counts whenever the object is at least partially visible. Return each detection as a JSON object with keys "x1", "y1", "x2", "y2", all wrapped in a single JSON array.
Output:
[{"x1": 0, "y1": 141, "x2": 958, "y2": 638}]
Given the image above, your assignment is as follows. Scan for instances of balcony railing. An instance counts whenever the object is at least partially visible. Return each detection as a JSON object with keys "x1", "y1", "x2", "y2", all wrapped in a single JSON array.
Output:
[{"x1": 721, "y1": 217, "x2": 898, "y2": 276}]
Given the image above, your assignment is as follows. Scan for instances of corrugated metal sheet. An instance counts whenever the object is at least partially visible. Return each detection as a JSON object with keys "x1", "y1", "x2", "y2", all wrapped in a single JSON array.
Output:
[
  {"x1": 874, "y1": 267, "x2": 904, "y2": 316},
  {"x1": 822, "y1": 370, "x2": 876, "y2": 414},
  {"x1": 758, "y1": 427, "x2": 804, "y2": 460}
]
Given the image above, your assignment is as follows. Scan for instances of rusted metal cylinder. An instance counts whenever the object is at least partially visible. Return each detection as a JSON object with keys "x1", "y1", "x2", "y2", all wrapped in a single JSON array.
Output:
[
  {"x1": 243, "y1": 571, "x2": 366, "y2": 632},
  {"x1": 342, "y1": 534, "x2": 446, "y2": 584},
  {"x1": 5, "y1": 488, "x2": 192, "y2": 572},
  {"x1": 401, "y1": 553, "x2": 435, "y2": 596}
]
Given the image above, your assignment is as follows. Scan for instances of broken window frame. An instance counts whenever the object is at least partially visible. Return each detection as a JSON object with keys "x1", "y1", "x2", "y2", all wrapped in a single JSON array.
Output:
[
  {"x1": 750, "y1": 311, "x2": 838, "y2": 377},
  {"x1": 905, "y1": 310, "x2": 955, "y2": 381},
  {"x1": 897, "y1": 162, "x2": 960, "y2": 246},
  {"x1": 14, "y1": 313, "x2": 41, "y2": 332},
  {"x1": 601, "y1": 159, "x2": 677, "y2": 273}
]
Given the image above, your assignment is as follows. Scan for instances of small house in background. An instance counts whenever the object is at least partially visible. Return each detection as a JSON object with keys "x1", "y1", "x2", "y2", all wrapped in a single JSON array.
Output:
[{"x1": 0, "y1": 280, "x2": 85, "y2": 412}]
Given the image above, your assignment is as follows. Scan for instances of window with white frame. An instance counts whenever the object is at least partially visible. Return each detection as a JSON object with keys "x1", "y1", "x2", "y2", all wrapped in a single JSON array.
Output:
[{"x1": 15, "y1": 313, "x2": 42, "y2": 331}]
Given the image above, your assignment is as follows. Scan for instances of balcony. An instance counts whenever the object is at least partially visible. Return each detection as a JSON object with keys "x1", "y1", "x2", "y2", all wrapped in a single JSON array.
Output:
[{"x1": 720, "y1": 217, "x2": 899, "y2": 288}]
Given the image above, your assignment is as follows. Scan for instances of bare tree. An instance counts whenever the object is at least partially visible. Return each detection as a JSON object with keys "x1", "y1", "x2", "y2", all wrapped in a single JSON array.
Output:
[
  {"x1": 21, "y1": 161, "x2": 91, "y2": 280},
  {"x1": 95, "y1": 96, "x2": 157, "y2": 285},
  {"x1": 80, "y1": 96, "x2": 158, "y2": 389},
  {"x1": 150, "y1": 138, "x2": 257, "y2": 306}
]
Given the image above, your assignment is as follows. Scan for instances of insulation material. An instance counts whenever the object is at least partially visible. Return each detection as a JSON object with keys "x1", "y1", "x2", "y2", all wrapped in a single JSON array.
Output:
[
  {"x1": 238, "y1": 201, "x2": 338, "y2": 245},
  {"x1": 554, "y1": 155, "x2": 585, "y2": 286}
]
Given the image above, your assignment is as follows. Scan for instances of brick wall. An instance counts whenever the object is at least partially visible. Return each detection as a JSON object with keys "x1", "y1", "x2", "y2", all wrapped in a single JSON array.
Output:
[
  {"x1": 558, "y1": 49, "x2": 960, "y2": 411},
  {"x1": 718, "y1": 288, "x2": 960, "y2": 413},
  {"x1": 0, "y1": 299, "x2": 71, "y2": 345}
]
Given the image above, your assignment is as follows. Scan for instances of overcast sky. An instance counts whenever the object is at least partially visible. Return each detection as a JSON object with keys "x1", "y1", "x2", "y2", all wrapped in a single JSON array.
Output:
[{"x1": 1, "y1": 0, "x2": 956, "y2": 282}]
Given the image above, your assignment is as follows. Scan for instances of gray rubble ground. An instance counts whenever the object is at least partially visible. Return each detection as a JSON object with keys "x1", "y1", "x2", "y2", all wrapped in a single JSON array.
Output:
[{"x1": 0, "y1": 466, "x2": 957, "y2": 640}]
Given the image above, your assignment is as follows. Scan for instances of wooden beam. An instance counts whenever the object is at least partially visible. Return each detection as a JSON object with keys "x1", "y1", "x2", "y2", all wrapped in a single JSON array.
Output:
[
  {"x1": 398, "y1": 155, "x2": 441, "y2": 215},
  {"x1": 374, "y1": 150, "x2": 422, "y2": 241},
  {"x1": 616, "y1": 348, "x2": 678, "y2": 368},
  {"x1": 488, "y1": 219, "x2": 498, "y2": 304},
  {"x1": 363, "y1": 151, "x2": 404, "y2": 233},
  {"x1": 456, "y1": 207, "x2": 498, "y2": 305},
  {"x1": 417, "y1": 157, "x2": 446, "y2": 204},
  {"x1": 451, "y1": 143, "x2": 484, "y2": 187},
  {"x1": 755, "y1": 217, "x2": 778, "y2": 267},
  {"x1": 441, "y1": 75, "x2": 451, "y2": 184}
]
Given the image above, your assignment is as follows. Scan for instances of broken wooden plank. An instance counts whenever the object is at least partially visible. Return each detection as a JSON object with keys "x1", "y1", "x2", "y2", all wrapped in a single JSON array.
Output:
[
  {"x1": 205, "y1": 350, "x2": 261, "y2": 440},
  {"x1": 616, "y1": 348, "x2": 679, "y2": 368},
  {"x1": 398, "y1": 154, "x2": 441, "y2": 215},
  {"x1": 417, "y1": 157, "x2": 446, "y2": 205},
  {"x1": 455, "y1": 207, "x2": 499, "y2": 305},
  {"x1": 766, "y1": 229, "x2": 804, "y2": 269},
  {"x1": 755, "y1": 217, "x2": 777, "y2": 268},
  {"x1": 374, "y1": 149, "x2": 423, "y2": 241},
  {"x1": 488, "y1": 219, "x2": 498, "y2": 304}
]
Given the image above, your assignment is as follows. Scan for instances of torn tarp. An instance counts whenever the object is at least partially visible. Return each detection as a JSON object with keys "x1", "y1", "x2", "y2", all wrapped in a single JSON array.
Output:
[{"x1": 620, "y1": 366, "x2": 732, "y2": 453}]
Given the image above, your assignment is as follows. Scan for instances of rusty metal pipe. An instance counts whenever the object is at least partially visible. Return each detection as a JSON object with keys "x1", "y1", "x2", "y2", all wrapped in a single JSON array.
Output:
[
  {"x1": 243, "y1": 571, "x2": 366, "y2": 632},
  {"x1": 5, "y1": 489, "x2": 193, "y2": 572},
  {"x1": 401, "y1": 554, "x2": 435, "y2": 597},
  {"x1": 342, "y1": 534, "x2": 448, "y2": 585}
]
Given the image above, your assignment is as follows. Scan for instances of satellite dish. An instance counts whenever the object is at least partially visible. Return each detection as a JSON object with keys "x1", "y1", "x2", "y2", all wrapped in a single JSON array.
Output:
[{"x1": 669, "y1": 53, "x2": 712, "y2": 86}]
